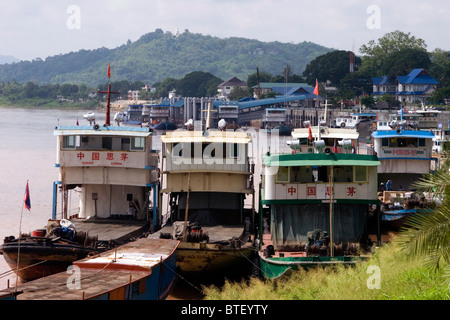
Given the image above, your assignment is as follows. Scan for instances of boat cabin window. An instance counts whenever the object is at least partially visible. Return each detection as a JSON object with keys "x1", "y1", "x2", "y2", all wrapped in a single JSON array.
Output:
[
  {"x1": 290, "y1": 166, "x2": 313, "y2": 183},
  {"x1": 354, "y1": 166, "x2": 367, "y2": 182},
  {"x1": 384, "y1": 137, "x2": 423, "y2": 148},
  {"x1": 102, "y1": 137, "x2": 112, "y2": 149},
  {"x1": 333, "y1": 166, "x2": 353, "y2": 182},
  {"x1": 62, "y1": 135, "x2": 145, "y2": 151},
  {"x1": 171, "y1": 142, "x2": 243, "y2": 161},
  {"x1": 275, "y1": 165, "x2": 368, "y2": 183},
  {"x1": 131, "y1": 137, "x2": 145, "y2": 151},
  {"x1": 298, "y1": 138, "x2": 309, "y2": 145},
  {"x1": 63, "y1": 136, "x2": 76, "y2": 149},
  {"x1": 276, "y1": 166, "x2": 289, "y2": 183}
]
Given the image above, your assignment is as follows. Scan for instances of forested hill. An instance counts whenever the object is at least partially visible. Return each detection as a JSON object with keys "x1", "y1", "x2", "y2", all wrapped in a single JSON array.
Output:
[{"x1": 0, "y1": 29, "x2": 333, "y2": 86}]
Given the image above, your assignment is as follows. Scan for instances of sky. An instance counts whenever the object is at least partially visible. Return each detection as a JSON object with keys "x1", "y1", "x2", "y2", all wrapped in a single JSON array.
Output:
[{"x1": 0, "y1": 0, "x2": 449, "y2": 61}]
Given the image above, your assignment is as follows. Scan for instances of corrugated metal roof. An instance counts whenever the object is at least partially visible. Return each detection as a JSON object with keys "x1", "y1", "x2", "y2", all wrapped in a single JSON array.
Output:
[{"x1": 236, "y1": 95, "x2": 306, "y2": 109}]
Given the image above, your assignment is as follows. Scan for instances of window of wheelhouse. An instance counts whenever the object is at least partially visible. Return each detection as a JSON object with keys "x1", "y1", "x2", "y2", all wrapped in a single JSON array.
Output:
[
  {"x1": 131, "y1": 137, "x2": 145, "y2": 151},
  {"x1": 63, "y1": 135, "x2": 76, "y2": 149},
  {"x1": 274, "y1": 165, "x2": 368, "y2": 183},
  {"x1": 385, "y1": 137, "x2": 423, "y2": 148}
]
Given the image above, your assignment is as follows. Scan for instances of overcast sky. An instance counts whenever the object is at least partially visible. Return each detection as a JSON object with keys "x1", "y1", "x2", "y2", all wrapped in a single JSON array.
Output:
[{"x1": 1, "y1": 0, "x2": 449, "y2": 61}]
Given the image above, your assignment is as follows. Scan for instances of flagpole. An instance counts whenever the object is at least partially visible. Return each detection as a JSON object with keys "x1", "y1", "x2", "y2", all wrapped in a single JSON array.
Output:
[
  {"x1": 15, "y1": 180, "x2": 29, "y2": 293},
  {"x1": 15, "y1": 205, "x2": 24, "y2": 293}
]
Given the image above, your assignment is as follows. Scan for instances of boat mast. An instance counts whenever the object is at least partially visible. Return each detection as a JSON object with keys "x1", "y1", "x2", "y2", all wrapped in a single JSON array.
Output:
[
  {"x1": 97, "y1": 64, "x2": 121, "y2": 126},
  {"x1": 329, "y1": 166, "x2": 334, "y2": 257}
]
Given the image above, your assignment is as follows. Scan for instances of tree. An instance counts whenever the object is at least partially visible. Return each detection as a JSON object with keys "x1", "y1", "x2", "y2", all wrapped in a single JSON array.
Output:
[
  {"x1": 339, "y1": 72, "x2": 372, "y2": 97},
  {"x1": 155, "y1": 77, "x2": 179, "y2": 98},
  {"x1": 429, "y1": 48, "x2": 450, "y2": 88},
  {"x1": 247, "y1": 71, "x2": 272, "y2": 88},
  {"x1": 178, "y1": 71, "x2": 222, "y2": 97},
  {"x1": 303, "y1": 50, "x2": 361, "y2": 87},
  {"x1": 228, "y1": 86, "x2": 250, "y2": 100},
  {"x1": 430, "y1": 86, "x2": 450, "y2": 104},
  {"x1": 359, "y1": 30, "x2": 427, "y2": 76},
  {"x1": 360, "y1": 95, "x2": 375, "y2": 108},
  {"x1": 382, "y1": 48, "x2": 431, "y2": 77}
]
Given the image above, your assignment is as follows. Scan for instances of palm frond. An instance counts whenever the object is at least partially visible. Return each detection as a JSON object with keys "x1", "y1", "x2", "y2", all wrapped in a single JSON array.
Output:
[{"x1": 398, "y1": 204, "x2": 450, "y2": 270}]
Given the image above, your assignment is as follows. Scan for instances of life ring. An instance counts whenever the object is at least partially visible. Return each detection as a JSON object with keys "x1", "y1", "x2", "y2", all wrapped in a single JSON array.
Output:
[{"x1": 340, "y1": 122, "x2": 346, "y2": 128}]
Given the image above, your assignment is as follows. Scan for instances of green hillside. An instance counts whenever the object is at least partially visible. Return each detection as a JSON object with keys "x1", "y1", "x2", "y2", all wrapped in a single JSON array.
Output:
[{"x1": 0, "y1": 29, "x2": 332, "y2": 86}]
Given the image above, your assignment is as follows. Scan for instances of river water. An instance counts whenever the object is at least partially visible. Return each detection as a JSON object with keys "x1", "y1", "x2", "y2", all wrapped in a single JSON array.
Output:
[
  {"x1": 0, "y1": 108, "x2": 99, "y2": 288},
  {"x1": 0, "y1": 106, "x2": 291, "y2": 292}
]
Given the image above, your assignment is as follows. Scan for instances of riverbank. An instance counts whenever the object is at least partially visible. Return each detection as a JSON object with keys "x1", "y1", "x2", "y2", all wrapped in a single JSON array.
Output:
[
  {"x1": 202, "y1": 237, "x2": 449, "y2": 300},
  {"x1": 0, "y1": 98, "x2": 100, "y2": 110}
]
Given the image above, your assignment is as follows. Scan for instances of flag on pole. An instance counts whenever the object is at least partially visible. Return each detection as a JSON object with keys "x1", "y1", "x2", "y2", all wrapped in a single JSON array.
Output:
[
  {"x1": 332, "y1": 140, "x2": 338, "y2": 153},
  {"x1": 313, "y1": 79, "x2": 319, "y2": 96},
  {"x1": 308, "y1": 125, "x2": 313, "y2": 141},
  {"x1": 23, "y1": 181, "x2": 31, "y2": 211},
  {"x1": 107, "y1": 63, "x2": 111, "y2": 78}
]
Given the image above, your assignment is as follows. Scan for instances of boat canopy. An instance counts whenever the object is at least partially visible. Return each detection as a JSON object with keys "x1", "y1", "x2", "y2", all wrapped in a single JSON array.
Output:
[
  {"x1": 271, "y1": 203, "x2": 367, "y2": 250},
  {"x1": 263, "y1": 153, "x2": 380, "y2": 167},
  {"x1": 54, "y1": 126, "x2": 153, "y2": 137},
  {"x1": 371, "y1": 130, "x2": 434, "y2": 139},
  {"x1": 292, "y1": 127, "x2": 359, "y2": 140},
  {"x1": 161, "y1": 130, "x2": 251, "y2": 144}
]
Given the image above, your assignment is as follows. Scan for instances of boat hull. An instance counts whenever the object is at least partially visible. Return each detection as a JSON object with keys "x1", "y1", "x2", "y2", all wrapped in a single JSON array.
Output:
[
  {"x1": 1, "y1": 239, "x2": 100, "y2": 282},
  {"x1": 176, "y1": 241, "x2": 254, "y2": 276},
  {"x1": 258, "y1": 252, "x2": 367, "y2": 279},
  {"x1": 0, "y1": 238, "x2": 179, "y2": 300}
]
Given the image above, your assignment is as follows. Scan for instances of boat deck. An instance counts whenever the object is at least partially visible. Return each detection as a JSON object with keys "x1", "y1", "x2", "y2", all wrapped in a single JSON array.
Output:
[
  {"x1": 261, "y1": 233, "x2": 307, "y2": 258},
  {"x1": 1, "y1": 238, "x2": 179, "y2": 300},
  {"x1": 71, "y1": 219, "x2": 149, "y2": 243},
  {"x1": 151, "y1": 224, "x2": 248, "y2": 243}
]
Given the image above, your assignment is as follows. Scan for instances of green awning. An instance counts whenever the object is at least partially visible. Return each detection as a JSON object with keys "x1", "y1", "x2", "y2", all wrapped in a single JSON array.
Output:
[{"x1": 263, "y1": 152, "x2": 380, "y2": 167}]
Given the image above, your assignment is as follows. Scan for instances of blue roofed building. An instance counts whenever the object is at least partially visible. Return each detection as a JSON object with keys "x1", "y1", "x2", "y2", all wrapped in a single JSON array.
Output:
[
  {"x1": 372, "y1": 68, "x2": 439, "y2": 104},
  {"x1": 251, "y1": 82, "x2": 321, "y2": 108}
]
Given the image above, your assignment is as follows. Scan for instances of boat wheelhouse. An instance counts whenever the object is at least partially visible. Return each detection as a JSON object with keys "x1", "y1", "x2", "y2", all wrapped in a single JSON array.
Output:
[
  {"x1": 371, "y1": 129, "x2": 434, "y2": 190},
  {"x1": 263, "y1": 108, "x2": 287, "y2": 129},
  {"x1": 53, "y1": 124, "x2": 160, "y2": 225},
  {"x1": 152, "y1": 115, "x2": 256, "y2": 277},
  {"x1": 258, "y1": 126, "x2": 380, "y2": 279},
  {"x1": 123, "y1": 104, "x2": 144, "y2": 125}
]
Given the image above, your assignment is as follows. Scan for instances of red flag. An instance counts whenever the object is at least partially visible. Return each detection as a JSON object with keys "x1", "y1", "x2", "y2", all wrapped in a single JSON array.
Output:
[
  {"x1": 107, "y1": 63, "x2": 111, "y2": 78},
  {"x1": 24, "y1": 181, "x2": 31, "y2": 211},
  {"x1": 313, "y1": 79, "x2": 319, "y2": 96},
  {"x1": 308, "y1": 125, "x2": 313, "y2": 141}
]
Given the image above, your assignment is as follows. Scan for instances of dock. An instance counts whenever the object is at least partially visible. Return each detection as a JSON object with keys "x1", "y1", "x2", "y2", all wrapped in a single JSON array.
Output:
[{"x1": 1, "y1": 238, "x2": 179, "y2": 300}]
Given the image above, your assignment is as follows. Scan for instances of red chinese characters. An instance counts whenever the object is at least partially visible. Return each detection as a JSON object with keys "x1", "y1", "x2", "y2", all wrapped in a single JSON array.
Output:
[
  {"x1": 347, "y1": 186, "x2": 356, "y2": 197},
  {"x1": 307, "y1": 187, "x2": 316, "y2": 196},
  {"x1": 92, "y1": 152, "x2": 100, "y2": 161}
]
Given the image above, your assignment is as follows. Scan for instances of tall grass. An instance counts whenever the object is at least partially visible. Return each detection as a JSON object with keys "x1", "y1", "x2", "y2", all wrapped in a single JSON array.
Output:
[{"x1": 203, "y1": 241, "x2": 449, "y2": 300}]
